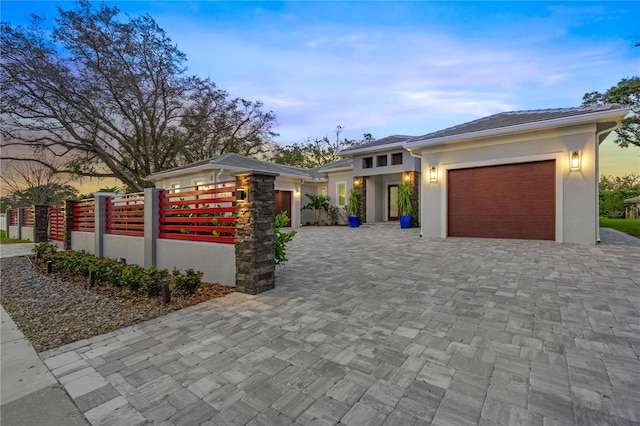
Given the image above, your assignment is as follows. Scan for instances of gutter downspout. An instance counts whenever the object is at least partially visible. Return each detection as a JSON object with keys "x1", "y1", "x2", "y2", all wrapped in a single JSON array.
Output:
[
  {"x1": 406, "y1": 148, "x2": 423, "y2": 237},
  {"x1": 595, "y1": 120, "x2": 622, "y2": 243}
]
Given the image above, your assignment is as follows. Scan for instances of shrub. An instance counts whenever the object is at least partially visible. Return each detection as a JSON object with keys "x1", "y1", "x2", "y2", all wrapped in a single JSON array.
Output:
[
  {"x1": 141, "y1": 266, "x2": 170, "y2": 297},
  {"x1": 34, "y1": 241, "x2": 58, "y2": 257},
  {"x1": 120, "y1": 264, "x2": 144, "y2": 291},
  {"x1": 275, "y1": 211, "x2": 297, "y2": 265},
  {"x1": 171, "y1": 268, "x2": 203, "y2": 295}
]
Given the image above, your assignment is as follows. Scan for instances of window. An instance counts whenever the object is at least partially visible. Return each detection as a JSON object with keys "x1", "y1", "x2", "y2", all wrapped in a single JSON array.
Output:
[
  {"x1": 337, "y1": 182, "x2": 346, "y2": 206},
  {"x1": 320, "y1": 187, "x2": 327, "y2": 196},
  {"x1": 391, "y1": 153, "x2": 403, "y2": 165},
  {"x1": 170, "y1": 182, "x2": 181, "y2": 193},
  {"x1": 376, "y1": 155, "x2": 388, "y2": 167},
  {"x1": 362, "y1": 157, "x2": 373, "y2": 169}
]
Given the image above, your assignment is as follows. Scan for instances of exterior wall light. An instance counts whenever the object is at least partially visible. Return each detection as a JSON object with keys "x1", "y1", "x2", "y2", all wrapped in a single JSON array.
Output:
[
  {"x1": 404, "y1": 174, "x2": 410, "y2": 183},
  {"x1": 570, "y1": 151, "x2": 580, "y2": 171},
  {"x1": 354, "y1": 179, "x2": 360, "y2": 186},
  {"x1": 236, "y1": 188, "x2": 247, "y2": 202},
  {"x1": 429, "y1": 166, "x2": 437, "y2": 182}
]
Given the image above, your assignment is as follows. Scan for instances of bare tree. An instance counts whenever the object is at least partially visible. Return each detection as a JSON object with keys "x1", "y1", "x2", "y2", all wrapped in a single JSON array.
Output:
[
  {"x1": 1, "y1": 1, "x2": 277, "y2": 191},
  {"x1": 1, "y1": 155, "x2": 78, "y2": 207}
]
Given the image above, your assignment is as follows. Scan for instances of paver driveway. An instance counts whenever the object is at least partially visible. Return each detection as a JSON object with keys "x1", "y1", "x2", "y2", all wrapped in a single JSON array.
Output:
[{"x1": 41, "y1": 226, "x2": 640, "y2": 425}]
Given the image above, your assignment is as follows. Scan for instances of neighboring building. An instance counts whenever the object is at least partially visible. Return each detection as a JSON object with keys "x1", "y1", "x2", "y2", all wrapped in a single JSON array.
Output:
[
  {"x1": 624, "y1": 196, "x2": 640, "y2": 220},
  {"x1": 147, "y1": 104, "x2": 629, "y2": 244}
]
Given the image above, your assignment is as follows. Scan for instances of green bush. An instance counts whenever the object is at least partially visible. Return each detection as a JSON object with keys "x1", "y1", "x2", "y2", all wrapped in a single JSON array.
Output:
[
  {"x1": 171, "y1": 268, "x2": 203, "y2": 295},
  {"x1": 120, "y1": 264, "x2": 144, "y2": 291},
  {"x1": 32, "y1": 245, "x2": 186, "y2": 300},
  {"x1": 275, "y1": 211, "x2": 297, "y2": 265},
  {"x1": 141, "y1": 266, "x2": 169, "y2": 297}
]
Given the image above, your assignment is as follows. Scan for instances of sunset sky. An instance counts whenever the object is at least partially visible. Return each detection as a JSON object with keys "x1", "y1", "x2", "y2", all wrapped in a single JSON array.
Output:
[{"x1": 1, "y1": 1, "x2": 638, "y2": 193}]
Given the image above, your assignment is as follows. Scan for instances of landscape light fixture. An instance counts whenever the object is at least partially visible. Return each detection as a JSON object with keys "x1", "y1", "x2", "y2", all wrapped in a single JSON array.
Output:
[
  {"x1": 430, "y1": 166, "x2": 437, "y2": 182},
  {"x1": 236, "y1": 188, "x2": 247, "y2": 202},
  {"x1": 570, "y1": 150, "x2": 580, "y2": 171}
]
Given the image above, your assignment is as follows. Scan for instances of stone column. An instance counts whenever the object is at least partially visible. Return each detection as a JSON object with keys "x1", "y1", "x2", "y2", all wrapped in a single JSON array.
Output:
[
  {"x1": 407, "y1": 171, "x2": 420, "y2": 227},
  {"x1": 144, "y1": 188, "x2": 160, "y2": 269},
  {"x1": 64, "y1": 200, "x2": 74, "y2": 250},
  {"x1": 353, "y1": 176, "x2": 367, "y2": 223},
  {"x1": 33, "y1": 205, "x2": 49, "y2": 243},
  {"x1": 235, "y1": 172, "x2": 278, "y2": 295}
]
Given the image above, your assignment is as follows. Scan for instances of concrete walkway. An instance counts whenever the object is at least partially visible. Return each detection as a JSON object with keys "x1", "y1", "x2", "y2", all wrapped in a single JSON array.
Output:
[
  {"x1": 0, "y1": 242, "x2": 88, "y2": 426},
  {"x1": 7, "y1": 227, "x2": 635, "y2": 425}
]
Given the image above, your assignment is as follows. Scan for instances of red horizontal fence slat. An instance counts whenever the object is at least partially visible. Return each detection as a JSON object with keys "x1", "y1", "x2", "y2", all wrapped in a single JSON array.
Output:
[
  {"x1": 72, "y1": 199, "x2": 95, "y2": 232},
  {"x1": 21, "y1": 207, "x2": 34, "y2": 227},
  {"x1": 159, "y1": 181, "x2": 237, "y2": 244},
  {"x1": 48, "y1": 205, "x2": 65, "y2": 242},
  {"x1": 106, "y1": 193, "x2": 144, "y2": 236},
  {"x1": 9, "y1": 209, "x2": 18, "y2": 226}
]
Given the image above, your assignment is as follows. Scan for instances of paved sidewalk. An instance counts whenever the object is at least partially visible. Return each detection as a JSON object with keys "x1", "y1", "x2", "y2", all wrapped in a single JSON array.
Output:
[
  {"x1": 0, "y1": 243, "x2": 88, "y2": 425},
  {"x1": 600, "y1": 227, "x2": 640, "y2": 247},
  {"x1": 28, "y1": 227, "x2": 640, "y2": 426}
]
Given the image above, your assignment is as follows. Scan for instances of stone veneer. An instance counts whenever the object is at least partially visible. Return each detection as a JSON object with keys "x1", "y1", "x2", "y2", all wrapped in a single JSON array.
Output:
[
  {"x1": 33, "y1": 205, "x2": 49, "y2": 242},
  {"x1": 353, "y1": 176, "x2": 367, "y2": 223},
  {"x1": 234, "y1": 172, "x2": 277, "y2": 294}
]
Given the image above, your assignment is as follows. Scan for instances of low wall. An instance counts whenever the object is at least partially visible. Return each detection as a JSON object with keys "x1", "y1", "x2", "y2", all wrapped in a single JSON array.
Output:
[
  {"x1": 22, "y1": 227, "x2": 34, "y2": 242},
  {"x1": 8, "y1": 226, "x2": 20, "y2": 240},
  {"x1": 71, "y1": 231, "x2": 95, "y2": 255},
  {"x1": 103, "y1": 234, "x2": 144, "y2": 267},
  {"x1": 156, "y1": 239, "x2": 235, "y2": 287}
]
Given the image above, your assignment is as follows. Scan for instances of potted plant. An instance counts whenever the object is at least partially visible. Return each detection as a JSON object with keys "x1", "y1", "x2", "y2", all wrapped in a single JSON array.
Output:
[
  {"x1": 347, "y1": 188, "x2": 360, "y2": 228},
  {"x1": 398, "y1": 181, "x2": 412, "y2": 228}
]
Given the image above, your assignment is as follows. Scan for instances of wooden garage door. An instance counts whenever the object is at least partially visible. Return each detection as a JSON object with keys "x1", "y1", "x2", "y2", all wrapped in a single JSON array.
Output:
[
  {"x1": 448, "y1": 160, "x2": 555, "y2": 240},
  {"x1": 275, "y1": 190, "x2": 292, "y2": 227}
]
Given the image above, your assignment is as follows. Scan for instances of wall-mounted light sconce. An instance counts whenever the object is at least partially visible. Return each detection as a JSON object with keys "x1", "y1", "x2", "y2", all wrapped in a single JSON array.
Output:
[
  {"x1": 429, "y1": 166, "x2": 437, "y2": 182},
  {"x1": 354, "y1": 179, "x2": 360, "y2": 186},
  {"x1": 294, "y1": 190, "x2": 300, "y2": 199},
  {"x1": 404, "y1": 174, "x2": 410, "y2": 183},
  {"x1": 236, "y1": 188, "x2": 247, "y2": 202},
  {"x1": 570, "y1": 150, "x2": 580, "y2": 171}
]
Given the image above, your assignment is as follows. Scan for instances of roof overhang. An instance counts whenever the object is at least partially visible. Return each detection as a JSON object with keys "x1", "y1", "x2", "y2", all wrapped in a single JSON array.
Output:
[
  {"x1": 402, "y1": 107, "x2": 630, "y2": 152},
  {"x1": 146, "y1": 160, "x2": 318, "y2": 183},
  {"x1": 339, "y1": 141, "x2": 409, "y2": 157}
]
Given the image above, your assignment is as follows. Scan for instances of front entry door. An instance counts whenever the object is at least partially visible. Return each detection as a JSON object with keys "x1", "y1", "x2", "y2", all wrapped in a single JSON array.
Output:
[{"x1": 388, "y1": 185, "x2": 398, "y2": 220}]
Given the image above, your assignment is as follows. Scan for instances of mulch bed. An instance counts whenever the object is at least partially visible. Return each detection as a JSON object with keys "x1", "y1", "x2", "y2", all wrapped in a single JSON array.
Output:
[{"x1": 0, "y1": 255, "x2": 235, "y2": 352}]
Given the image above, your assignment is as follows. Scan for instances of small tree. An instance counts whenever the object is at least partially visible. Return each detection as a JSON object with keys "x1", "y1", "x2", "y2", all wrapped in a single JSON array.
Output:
[{"x1": 302, "y1": 193, "x2": 330, "y2": 224}]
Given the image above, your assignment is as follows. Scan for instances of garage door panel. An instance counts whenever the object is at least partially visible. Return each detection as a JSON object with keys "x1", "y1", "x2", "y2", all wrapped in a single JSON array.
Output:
[{"x1": 448, "y1": 161, "x2": 555, "y2": 240}]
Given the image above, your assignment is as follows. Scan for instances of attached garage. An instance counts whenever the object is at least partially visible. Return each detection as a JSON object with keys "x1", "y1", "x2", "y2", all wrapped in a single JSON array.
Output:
[
  {"x1": 404, "y1": 105, "x2": 629, "y2": 244},
  {"x1": 447, "y1": 161, "x2": 555, "y2": 240}
]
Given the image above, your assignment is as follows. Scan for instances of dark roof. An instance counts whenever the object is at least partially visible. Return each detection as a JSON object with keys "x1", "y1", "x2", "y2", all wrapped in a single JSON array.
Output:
[
  {"x1": 340, "y1": 135, "x2": 414, "y2": 153},
  {"x1": 407, "y1": 104, "x2": 625, "y2": 143},
  {"x1": 314, "y1": 158, "x2": 353, "y2": 172},
  {"x1": 211, "y1": 153, "x2": 325, "y2": 179},
  {"x1": 147, "y1": 153, "x2": 327, "y2": 181}
]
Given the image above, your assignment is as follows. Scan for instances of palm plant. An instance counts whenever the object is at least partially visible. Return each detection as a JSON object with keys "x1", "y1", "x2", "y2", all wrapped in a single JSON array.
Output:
[
  {"x1": 398, "y1": 182, "x2": 412, "y2": 216},
  {"x1": 302, "y1": 193, "x2": 331, "y2": 224}
]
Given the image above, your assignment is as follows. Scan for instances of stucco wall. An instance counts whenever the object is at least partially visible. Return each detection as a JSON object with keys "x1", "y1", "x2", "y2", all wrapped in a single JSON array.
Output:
[
  {"x1": 8, "y1": 226, "x2": 20, "y2": 240},
  {"x1": 156, "y1": 239, "x2": 235, "y2": 286},
  {"x1": 103, "y1": 234, "x2": 145, "y2": 266},
  {"x1": 352, "y1": 150, "x2": 420, "y2": 176},
  {"x1": 21, "y1": 227, "x2": 34, "y2": 242},
  {"x1": 419, "y1": 124, "x2": 598, "y2": 244},
  {"x1": 71, "y1": 231, "x2": 95, "y2": 254}
]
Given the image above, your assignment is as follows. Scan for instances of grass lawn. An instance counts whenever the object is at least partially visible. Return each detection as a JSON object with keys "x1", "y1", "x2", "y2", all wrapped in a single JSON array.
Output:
[
  {"x1": 0, "y1": 230, "x2": 31, "y2": 244},
  {"x1": 599, "y1": 218, "x2": 640, "y2": 239}
]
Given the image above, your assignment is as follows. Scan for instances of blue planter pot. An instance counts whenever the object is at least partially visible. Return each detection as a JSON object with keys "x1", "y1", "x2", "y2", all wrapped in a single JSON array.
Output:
[
  {"x1": 399, "y1": 215, "x2": 411, "y2": 228},
  {"x1": 348, "y1": 216, "x2": 360, "y2": 228}
]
